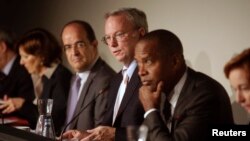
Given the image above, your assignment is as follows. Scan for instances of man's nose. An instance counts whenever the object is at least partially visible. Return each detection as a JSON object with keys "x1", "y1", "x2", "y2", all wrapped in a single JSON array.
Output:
[
  {"x1": 138, "y1": 65, "x2": 147, "y2": 76},
  {"x1": 109, "y1": 37, "x2": 118, "y2": 47},
  {"x1": 72, "y1": 46, "x2": 80, "y2": 55}
]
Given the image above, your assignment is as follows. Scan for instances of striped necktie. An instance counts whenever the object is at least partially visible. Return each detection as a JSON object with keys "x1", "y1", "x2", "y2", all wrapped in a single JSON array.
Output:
[{"x1": 112, "y1": 69, "x2": 129, "y2": 125}]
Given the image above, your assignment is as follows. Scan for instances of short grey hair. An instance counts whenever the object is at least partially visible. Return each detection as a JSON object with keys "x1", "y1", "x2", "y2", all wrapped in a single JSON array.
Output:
[
  {"x1": 105, "y1": 7, "x2": 148, "y2": 33},
  {"x1": 0, "y1": 27, "x2": 16, "y2": 51}
]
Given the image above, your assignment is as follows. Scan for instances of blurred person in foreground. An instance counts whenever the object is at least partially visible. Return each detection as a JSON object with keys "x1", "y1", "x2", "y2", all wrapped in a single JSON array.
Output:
[
  {"x1": 61, "y1": 20, "x2": 115, "y2": 132},
  {"x1": 16, "y1": 28, "x2": 72, "y2": 134},
  {"x1": 62, "y1": 7, "x2": 147, "y2": 141},
  {"x1": 224, "y1": 48, "x2": 250, "y2": 123},
  {"x1": 0, "y1": 27, "x2": 35, "y2": 126},
  {"x1": 134, "y1": 29, "x2": 234, "y2": 141}
]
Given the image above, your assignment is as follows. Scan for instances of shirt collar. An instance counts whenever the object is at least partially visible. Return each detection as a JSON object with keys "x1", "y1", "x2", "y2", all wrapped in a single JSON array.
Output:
[
  {"x1": 169, "y1": 68, "x2": 188, "y2": 108},
  {"x1": 122, "y1": 60, "x2": 137, "y2": 81},
  {"x1": 2, "y1": 55, "x2": 16, "y2": 75},
  {"x1": 43, "y1": 63, "x2": 59, "y2": 79}
]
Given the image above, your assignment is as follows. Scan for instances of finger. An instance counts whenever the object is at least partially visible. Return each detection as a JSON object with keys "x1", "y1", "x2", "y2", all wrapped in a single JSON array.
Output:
[
  {"x1": 3, "y1": 95, "x2": 8, "y2": 101},
  {"x1": 155, "y1": 81, "x2": 163, "y2": 95},
  {"x1": 92, "y1": 135, "x2": 101, "y2": 141},
  {"x1": 2, "y1": 107, "x2": 9, "y2": 114},
  {"x1": 81, "y1": 137, "x2": 89, "y2": 141},
  {"x1": 55, "y1": 136, "x2": 61, "y2": 140},
  {"x1": 85, "y1": 133, "x2": 96, "y2": 140},
  {"x1": 72, "y1": 130, "x2": 82, "y2": 137},
  {"x1": 86, "y1": 129, "x2": 94, "y2": 133},
  {"x1": 81, "y1": 135, "x2": 93, "y2": 141},
  {"x1": 2, "y1": 105, "x2": 14, "y2": 114},
  {"x1": 139, "y1": 86, "x2": 147, "y2": 96},
  {"x1": 0, "y1": 104, "x2": 7, "y2": 109},
  {"x1": 62, "y1": 130, "x2": 74, "y2": 138},
  {"x1": 0, "y1": 103, "x2": 9, "y2": 112}
]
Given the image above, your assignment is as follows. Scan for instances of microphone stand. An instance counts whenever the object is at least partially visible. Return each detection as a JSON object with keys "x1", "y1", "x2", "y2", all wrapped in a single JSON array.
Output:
[
  {"x1": 60, "y1": 85, "x2": 109, "y2": 141},
  {"x1": 0, "y1": 112, "x2": 4, "y2": 124}
]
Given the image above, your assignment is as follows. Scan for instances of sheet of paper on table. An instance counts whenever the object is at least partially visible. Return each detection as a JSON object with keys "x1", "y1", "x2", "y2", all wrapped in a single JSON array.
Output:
[{"x1": 0, "y1": 119, "x2": 17, "y2": 124}]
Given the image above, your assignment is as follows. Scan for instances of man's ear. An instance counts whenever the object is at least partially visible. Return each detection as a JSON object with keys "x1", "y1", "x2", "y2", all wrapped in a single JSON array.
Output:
[
  {"x1": 172, "y1": 54, "x2": 182, "y2": 68},
  {"x1": 138, "y1": 27, "x2": 146, "y2": 37},
  {"x1": 91, "y1": 40, "x2": 98, "y2": 49},
  {"x1": 0, "y1": 41, "x2": 7, "y2": 54}
]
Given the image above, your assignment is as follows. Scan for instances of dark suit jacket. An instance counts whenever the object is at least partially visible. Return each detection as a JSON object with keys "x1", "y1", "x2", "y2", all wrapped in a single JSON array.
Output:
[
  {"x1": 20, "y1": 64, "x2": 72, "y2": 135},
  {"x1": 0, "y1": 56, "x2": 34, "y2": 101},
  {"x1": 144, "y1": 68, "x2": 234, "y2": 141},
  {"x1": 68, "y1": 58, "x2": 115, "y2": 131},
  {"x1": 102, "y1": 67, "x2": 145, "y2": 141},
  {"x1": 0, "y1": 56, "x2": 35, "y2": 120}
]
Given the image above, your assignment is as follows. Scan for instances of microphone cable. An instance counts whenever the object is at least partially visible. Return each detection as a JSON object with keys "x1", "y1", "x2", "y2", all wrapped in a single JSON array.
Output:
[
  {"x1": 0, "y1": 112, "x2": 4, "y2": 124},
  {"x1": 60, "y1": 85, "x2": 109, "y2": 141}
]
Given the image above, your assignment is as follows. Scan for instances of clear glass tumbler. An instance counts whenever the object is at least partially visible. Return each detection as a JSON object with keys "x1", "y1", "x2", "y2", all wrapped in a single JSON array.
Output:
[{"x1": 35, "y1": 99, "x2": 55, "y2": 139}]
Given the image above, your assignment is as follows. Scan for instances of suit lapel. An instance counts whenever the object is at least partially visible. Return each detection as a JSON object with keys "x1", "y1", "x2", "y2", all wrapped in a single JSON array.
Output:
[
  {"x1": 115, "y1": 67, "x2": 140, "y2": 121},
  {"x1": 110, "y1": 72, "x2": 123, "y2": 110},
  {"x1": 160, "y1": 92, "x2": 168, "y2": 124},
  {"x1": 41, "y1": 76, "x2": 52, "y2": 99},
  {"x1": 172, "y1": 68, "x2": 195, "y2": 127},
  {"x1": 103, "y1": 72, "x2": 122, "y2": 125},
  {"x1": 69, "y1": 58, "x2": 102, "y2": 128},
  {"x1": 1, "y1": 57, "x2": 19, "y2": 96}
]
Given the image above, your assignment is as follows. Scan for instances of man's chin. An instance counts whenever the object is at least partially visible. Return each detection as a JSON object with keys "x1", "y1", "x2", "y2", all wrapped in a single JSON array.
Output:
[{"x1": 143, "y1": 84, "x2": 157, "y2": 92}]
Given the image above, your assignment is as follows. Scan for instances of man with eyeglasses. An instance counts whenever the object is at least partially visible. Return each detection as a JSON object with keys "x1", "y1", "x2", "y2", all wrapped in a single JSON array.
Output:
[
  {"x1": 61, "y1": 20, "x2": 115, "y2": 132},
  {"x1": 62, "y1": 8, "x2": 148, "y2": 141}
]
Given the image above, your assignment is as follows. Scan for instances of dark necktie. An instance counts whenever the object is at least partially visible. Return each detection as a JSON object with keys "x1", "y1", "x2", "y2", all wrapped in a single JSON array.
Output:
[
  {"x1": 0, "y1": 72, "x2": 6, "y2": 92},
  {"x1": 41, "y1": 75, "x2": 48, "y2": 84},
  {"x1": 0, "y1": 72, "x2": 6, "y2": 82},
  {"x1": 163, "y1": 100, "x2": 171, "y2": 122}
]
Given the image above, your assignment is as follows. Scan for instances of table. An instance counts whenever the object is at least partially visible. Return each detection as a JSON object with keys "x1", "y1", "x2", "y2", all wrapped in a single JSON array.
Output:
[{"x1": 0, "y1": 116, "x2": 29, "y2": 126}]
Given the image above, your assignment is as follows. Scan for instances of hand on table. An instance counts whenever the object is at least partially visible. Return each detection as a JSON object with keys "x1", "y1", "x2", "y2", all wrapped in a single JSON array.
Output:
[
  {"x1": 60, "y1": 130, "x2": 90, "y2": 141},
  {"x1": 81, "y1": 126, "x2": 115, "y2": 141},
  {"x1": 0, "y1": 95, "x2": 25, "y2": 114}
]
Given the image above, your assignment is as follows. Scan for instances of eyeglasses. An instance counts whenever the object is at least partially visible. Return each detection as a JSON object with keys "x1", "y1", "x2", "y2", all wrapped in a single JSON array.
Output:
[{"x1": 102, "y1": 30, "x2": 137, "y2": 45}]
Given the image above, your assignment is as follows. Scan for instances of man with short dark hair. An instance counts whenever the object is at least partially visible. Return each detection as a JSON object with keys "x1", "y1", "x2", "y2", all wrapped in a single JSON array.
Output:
[
  {"x1": 134, "y1": 29, "x2": 234, "y2": 141},
  {"x1": 61, "y1": 20, "x2": 115, "y2": 131}
]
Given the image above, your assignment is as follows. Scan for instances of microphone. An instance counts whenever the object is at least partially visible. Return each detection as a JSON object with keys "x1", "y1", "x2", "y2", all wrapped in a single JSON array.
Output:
[
  {"x1": 60, "y1": 85, "x2": 109, "y2": 141},
  {"x1": 0, "y1": 100, "x2": 5, "y2": 124},
  {"x1": 0, "y1": 113, "x2": 4, "y2": 124}
]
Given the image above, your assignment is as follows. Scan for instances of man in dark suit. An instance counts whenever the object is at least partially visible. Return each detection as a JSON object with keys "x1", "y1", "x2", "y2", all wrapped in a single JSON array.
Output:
[
  {"x1": 0, "y1": 27, "x2": 35, "y2": 121},
  {"x1": 134, "y1": 29, "x2": 234, "y2": 141},
  {"x1": 61, "y1": 20, "x2": 115, "y2": 132},
  {"x1": 61, "y1": 8, "x2": 148, "y2": 141}
]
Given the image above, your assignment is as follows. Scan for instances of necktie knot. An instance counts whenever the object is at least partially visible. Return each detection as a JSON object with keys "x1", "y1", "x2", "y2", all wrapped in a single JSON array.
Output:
[
  {"x1": 163, "y1": 101, "x2": 171, "y2": 122},
  {"x1": 75, "y1": 75, "x2": 81, "y2": 90},
  {"x1": 122, "y1": 69, "x2": 129, "y2": 84}
]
